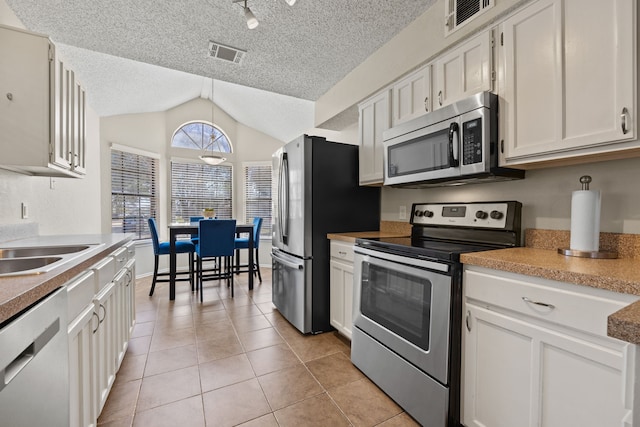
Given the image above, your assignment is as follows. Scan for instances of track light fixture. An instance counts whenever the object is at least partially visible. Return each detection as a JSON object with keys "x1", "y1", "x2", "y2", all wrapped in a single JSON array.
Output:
[{"x1": 232, "y1": 0, "x2": 297, "y2": 29}]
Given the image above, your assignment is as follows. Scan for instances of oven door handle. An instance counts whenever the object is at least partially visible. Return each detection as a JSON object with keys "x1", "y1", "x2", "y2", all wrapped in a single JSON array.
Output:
[
  {"x1": 354, "y1": 246, "x2": 449, "y2": 273},
  {"x1": 448, "y1": 122, "x2": 460, "y2": 167}
]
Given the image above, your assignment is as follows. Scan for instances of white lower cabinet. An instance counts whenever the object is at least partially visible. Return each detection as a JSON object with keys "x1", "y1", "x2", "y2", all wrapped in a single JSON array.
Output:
[
  {"x1": 329, "y1": 241, "x2": 355, "y2": 339},
  {"x1": 462, "y1": 266, "x2": 639, "y2": 427},
  {"x1": 67, "y1": 243, "x2": 136, "y2": 427}
]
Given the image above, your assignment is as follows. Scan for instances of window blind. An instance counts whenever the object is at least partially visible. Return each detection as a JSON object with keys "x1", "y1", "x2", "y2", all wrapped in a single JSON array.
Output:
[
  {"x1": 244, "y1": 164, "x2": 272, "y2": 238},
  {"x1": 111, "y1": 149, "x2": 158, "y2": 239},
  {"x1": 171, "y1": 161, "x2": 233, "y2": 221}
]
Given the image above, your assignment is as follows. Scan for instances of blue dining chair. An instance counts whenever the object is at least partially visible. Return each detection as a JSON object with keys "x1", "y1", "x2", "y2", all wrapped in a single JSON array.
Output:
[
  {"x1": 148, "y1": 218, "x2": 196, "y2": 296},
  {"x1": 188, "y1": 216, "x2": 205, "y2": 244},
  {"x1": 234, "y1": 217, "x2": 263, "y2": 283},
  {"x1": 195, "y1": 219, "x2": 237, "y2": 301}
]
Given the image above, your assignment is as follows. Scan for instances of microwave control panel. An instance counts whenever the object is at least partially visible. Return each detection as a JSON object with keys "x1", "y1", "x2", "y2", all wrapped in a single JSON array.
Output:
[{"x1": 462, "y1": 118, "x2": 483, "y2": 165}]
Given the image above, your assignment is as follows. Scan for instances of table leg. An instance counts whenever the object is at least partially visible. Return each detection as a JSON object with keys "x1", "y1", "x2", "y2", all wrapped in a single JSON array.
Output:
[
  {"x1": 169, "y1": 229, "x2": 177, "y2": 300},
  {"x1": 248, "y1": 233, "x2": 254, "y2": 291}
]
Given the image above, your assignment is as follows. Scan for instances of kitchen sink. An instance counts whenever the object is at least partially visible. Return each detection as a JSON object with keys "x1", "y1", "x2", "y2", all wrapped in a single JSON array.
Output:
[
  {"x1": 0, "y1": 245, "x2": 91, "y2": 259},
  {"x1": 0, "y1": 257, "x2": 63, "y2": 275}
]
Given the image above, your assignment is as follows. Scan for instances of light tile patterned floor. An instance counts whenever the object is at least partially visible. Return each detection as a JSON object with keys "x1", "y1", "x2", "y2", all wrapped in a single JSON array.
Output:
[{"x1": 97, "y1": 269, "x2": 420, "y2": 426}]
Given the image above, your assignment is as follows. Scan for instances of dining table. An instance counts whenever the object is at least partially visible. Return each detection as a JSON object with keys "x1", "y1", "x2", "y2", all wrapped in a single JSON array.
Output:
[{"x1": 168, "y1": 221, "x2": 255, "y2": 300}]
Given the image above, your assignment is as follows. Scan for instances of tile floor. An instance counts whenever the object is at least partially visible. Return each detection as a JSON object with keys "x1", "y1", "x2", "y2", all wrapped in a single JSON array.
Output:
[{"x1": 96, "y1": 268, "x2": 420, "y2": 427}]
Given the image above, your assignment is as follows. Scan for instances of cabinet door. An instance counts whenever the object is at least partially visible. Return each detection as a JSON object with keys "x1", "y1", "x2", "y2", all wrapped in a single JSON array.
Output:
[
  {"x1": 0, "y1": 26, "x2": 50, "y2": 161},
  {"x1": 463, "y1": 303, "x2": 533, "y2": 427},
  {"x1": 330, "y1": 260, "x2": 346, "y2": 334},
  {"x1": 330, "y1": 259, "x2": 354, "y2": 340},
  {"x1": 93, "y1": 281, "x2": 117, "y2": 414},
  {"x1": 72, "y1": 80, "x2": 87, "y2": 175},
  {"x1": 125, "y1": 259, "x2": 136, "y2": 337},
  {"x1": 68, "y1": 304, "x2": 98, "y2": 427},
  {"x1": 500, "y1": 0, "x2": 635, "y2": 164},
  {"x1": 463, "y1": 303, "x2": 631, "y2": 427},
  {"x1": 52, "y1": 59, "x2": 74, "y2": 170},
  {"x1": 433, "y1": 30, "x2": 492, "y2": 110},
  {"x1": 358, "y1": 89, "x2": 391, "y2": 185},
  {"x1": 392, "y1": 65, "x2": 431, "y2": 125}
]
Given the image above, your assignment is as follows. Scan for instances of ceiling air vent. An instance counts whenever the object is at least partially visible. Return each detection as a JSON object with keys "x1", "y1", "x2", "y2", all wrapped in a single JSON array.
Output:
[
  {"x1": 445, "y1": 0, "x2": 494, "y2": 36},
  {"x1": 208, "y1": 41, "x2": 246, "y2": 64}
]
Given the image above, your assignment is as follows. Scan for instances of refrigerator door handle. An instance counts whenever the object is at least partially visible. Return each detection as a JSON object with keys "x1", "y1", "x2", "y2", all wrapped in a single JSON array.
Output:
[
  {"x1": 271, "y1": 251, "x2": 303, "y2": 269},
  {"x1": 281, "y1": 152, "x2": 290, "y2": 244}
]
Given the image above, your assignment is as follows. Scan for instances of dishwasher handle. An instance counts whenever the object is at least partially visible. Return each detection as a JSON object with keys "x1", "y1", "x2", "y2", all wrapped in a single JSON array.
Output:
[{"x1": 0, "y1": 318, "x2": 60, "y2": 392}]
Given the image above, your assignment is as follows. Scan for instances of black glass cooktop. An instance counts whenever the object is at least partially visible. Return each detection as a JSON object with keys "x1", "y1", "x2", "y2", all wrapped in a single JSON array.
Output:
[{"x1": 355, "y1": 236, "x2": 504, "y2": 262}]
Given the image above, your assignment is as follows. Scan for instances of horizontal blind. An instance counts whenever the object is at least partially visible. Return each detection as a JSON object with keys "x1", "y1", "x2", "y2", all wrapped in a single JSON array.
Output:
[
  {"x1": 244, "y1": 164, "x2": 272, "y2": 238},
  {"x1": 171, "y1": 161, "x2": 233, "y2": 221},
  {"x1": 111, "y1": 149, "x2": 158, "y2": 239}
]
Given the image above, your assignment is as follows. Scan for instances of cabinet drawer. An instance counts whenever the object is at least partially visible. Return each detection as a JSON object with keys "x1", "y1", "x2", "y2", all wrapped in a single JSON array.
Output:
[
  {"x1": 66, "y1": 270, "x2": 96, "y2": 321},
  {"x1": 464, "y1": 268, "x2": 639, "y2": 337},
  {"x1": 91, "y1": 256, "x2": 115, "y2": 291},
  {"x1": 111, "y1": 246, "x2": 128, "y2": 272},
  {"x1": 330, "y1": 241, "x2": 354, "y2": 263}
]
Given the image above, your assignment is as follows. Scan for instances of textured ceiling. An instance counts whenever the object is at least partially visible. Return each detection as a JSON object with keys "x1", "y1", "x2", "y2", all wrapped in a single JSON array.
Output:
[{"x1": 5, "y1": 0, "x2": 436, "y2": 142}]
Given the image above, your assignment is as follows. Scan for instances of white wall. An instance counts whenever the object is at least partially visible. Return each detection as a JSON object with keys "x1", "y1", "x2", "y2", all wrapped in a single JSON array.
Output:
[
  {"x1": 315, "y1": 0, "x2": 531, "y2": 126},
  {"x1": 381, "y1": 156, "x2": 640, "y2": 235},
  {"x1": 0, "y1": 4, "x2": 102, "y2": 239},
  {"x1": 100, "y1": 97, "x2": 285, "y2": 275}
]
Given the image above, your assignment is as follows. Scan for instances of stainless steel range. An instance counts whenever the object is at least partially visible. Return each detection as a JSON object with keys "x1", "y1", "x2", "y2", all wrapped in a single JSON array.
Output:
[{"x1": 352, "y1": 201, "x2": 522, "y2": 427}]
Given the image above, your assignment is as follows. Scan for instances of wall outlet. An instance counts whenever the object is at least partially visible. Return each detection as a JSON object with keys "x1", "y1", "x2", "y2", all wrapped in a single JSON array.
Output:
[
  {"x1": 399, "y1": 205, "x2": 407, "y2": 220},
  {"x1": 21, "y1": 202, "x2": 28, "y2": 219}
]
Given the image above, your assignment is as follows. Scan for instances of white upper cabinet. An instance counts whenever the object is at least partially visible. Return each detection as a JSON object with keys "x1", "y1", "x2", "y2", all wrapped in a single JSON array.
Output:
[
  {"x1": 391, "y1": 65, "x2": 431, "y2": 126},
  {"x1": 358, "y1": 89, "x2": 391, "y2": 185},
  {"x1": 498, "y1": 0, "x2": 636, "y2": 166},
  {"x1": 0, "y1": 24, "x2": 86, "y2": 177},
  {"x1": 433, "y1": 30, "x2": 493, "y2": 110}
]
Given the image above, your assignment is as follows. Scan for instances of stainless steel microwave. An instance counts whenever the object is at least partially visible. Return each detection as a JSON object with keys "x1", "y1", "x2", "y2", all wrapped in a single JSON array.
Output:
[{"x1": 383, "y1": 92, "x2": 524, "y2": 187}]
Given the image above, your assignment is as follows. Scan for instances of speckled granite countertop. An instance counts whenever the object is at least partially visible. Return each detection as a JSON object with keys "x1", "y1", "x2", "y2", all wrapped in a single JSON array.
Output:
[
  {"x1": 461, "y1": 229, "x2": 640, "y2": 345},
  {"x1": 327, "y1": 221, "x2": 411, "y2": 243},
  {"x1": 0, "y1": 233, "x2": 133, "y2": 326}
]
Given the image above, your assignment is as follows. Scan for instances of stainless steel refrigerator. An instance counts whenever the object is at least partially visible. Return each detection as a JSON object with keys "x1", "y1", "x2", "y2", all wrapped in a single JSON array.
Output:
[{"x1": 271, "y1": 135, "x2": 380, "y2": 334}]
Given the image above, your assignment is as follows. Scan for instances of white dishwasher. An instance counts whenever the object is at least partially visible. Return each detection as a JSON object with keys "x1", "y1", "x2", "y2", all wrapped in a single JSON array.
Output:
[{"x1": 0, "y1": 287, "x2": 69, "y2": 426}]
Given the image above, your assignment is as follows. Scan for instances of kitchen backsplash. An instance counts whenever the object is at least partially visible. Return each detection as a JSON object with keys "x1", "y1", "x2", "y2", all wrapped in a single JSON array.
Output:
[
  {"x1": 0, "y1": 223, "x2": 38, "y2": 243},
  {"x1": 525, "y1": 229, "x2": 640, "y2": 259}
]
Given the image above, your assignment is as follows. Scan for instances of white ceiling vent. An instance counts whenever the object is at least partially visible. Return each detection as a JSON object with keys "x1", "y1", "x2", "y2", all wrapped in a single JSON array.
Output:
[
  {"x1": 445, "y1": 0, "x2": 494, "y2": 36},
  {"x1": 208, "y1": 41, "x2": 246, "y2": 64}
]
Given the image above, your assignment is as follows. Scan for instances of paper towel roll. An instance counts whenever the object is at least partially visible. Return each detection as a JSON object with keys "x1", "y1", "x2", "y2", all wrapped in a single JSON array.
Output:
[{"x1": 570, "y1": 190, "x2": 601, "y2": 252}]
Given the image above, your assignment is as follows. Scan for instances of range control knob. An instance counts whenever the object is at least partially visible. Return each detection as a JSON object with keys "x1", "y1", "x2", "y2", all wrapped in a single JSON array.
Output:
[
  {"x1": 424, "y1": 210, "x2": 434, "y2": 218},
  {"x1": 490, "y1": 210, "x2": 504, "y2": 220},
  {"x1": 475, "y1": 210, "x2": 488, "y2": 220},
  {"x1": 415, "y1": 210, "x2": 423, "y2": 217}
]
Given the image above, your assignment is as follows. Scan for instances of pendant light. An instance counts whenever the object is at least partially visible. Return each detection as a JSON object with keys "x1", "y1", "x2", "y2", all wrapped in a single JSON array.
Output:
[{"x1": 199, "y1": 79, "x2": 226, "y2": 165}]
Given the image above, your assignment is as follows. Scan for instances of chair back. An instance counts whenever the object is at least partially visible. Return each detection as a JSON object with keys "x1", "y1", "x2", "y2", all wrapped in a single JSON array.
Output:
[
  {"x1": 198, "y1": 219, "x2": 237, "y2": 257},
  {"x1": 252, "y1": 217, "x2": 263, "y2": 248},
  {"x1": 189, "y1": 216, "x2": 204, "y2": 223},
  {"x1": 148, "y1": 218, "x2": 161, "y2": 255}
]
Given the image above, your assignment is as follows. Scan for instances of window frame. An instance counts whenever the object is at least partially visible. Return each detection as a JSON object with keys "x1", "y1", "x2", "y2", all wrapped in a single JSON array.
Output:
[
  {"x1": 242, "y1": 161, "x2": 272, "y2": 239},
  {"x1": 170, "y1": 158, "x2": 234, "y2": 222},
  {"x1": 110, "y1": 144, "x2": 159, "y2": 240}
]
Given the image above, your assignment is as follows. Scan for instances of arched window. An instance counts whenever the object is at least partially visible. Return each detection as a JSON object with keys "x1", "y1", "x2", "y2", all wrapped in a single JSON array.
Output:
[{"x1": 171, "y1": 121, "x2": 232, "y2": 153}]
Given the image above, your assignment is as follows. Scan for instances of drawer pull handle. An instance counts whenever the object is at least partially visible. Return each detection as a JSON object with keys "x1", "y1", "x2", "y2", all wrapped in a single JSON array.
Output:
[
  {"x1": 338, "y1": 251, "x2": 347, "y2": 256},
  {"x1": 522, "y1": 297, "x2": 555, "y2": 309}
]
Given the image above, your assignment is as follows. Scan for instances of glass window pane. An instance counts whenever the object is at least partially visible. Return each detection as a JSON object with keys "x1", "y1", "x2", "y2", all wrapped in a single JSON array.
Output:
[{"x1": 111, "y1": 149, "x2": 158, "y2": 240}]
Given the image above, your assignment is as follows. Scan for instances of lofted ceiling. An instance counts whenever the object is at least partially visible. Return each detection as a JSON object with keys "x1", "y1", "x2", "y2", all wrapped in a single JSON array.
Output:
[{"x1": 5, "y1": 0, "x2": 437, "y2": 142}]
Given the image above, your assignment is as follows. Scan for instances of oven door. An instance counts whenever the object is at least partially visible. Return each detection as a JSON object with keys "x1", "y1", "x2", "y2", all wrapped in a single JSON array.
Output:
[{"x1": 353, "y1": 246, "x2": 452, "y2": 385}]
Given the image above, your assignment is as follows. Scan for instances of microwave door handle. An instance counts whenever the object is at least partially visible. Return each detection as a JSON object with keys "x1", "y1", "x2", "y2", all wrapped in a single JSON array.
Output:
[{"x1": 448, "y1": 122, "x2": 460, "y2": 167}]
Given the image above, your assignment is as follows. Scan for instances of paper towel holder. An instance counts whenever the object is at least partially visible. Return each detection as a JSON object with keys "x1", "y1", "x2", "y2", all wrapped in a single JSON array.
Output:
[{"x1": 558, "y1": 175, "x2": 617, "y2": 259}]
